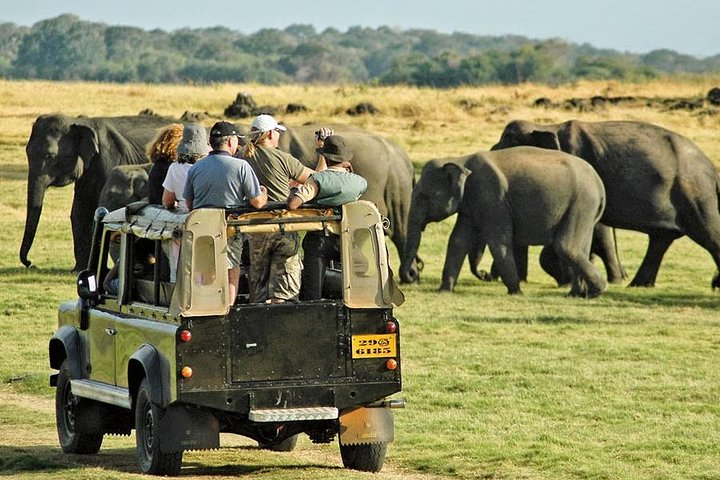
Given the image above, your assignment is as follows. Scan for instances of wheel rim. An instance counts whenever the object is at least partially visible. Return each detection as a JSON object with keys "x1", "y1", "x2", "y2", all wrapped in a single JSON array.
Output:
[
  {"x1": 142, "y1": 407, "x2": 155, "y2": 457},
  {"x1": 62, "y1": 384, "x2": 77, "y2": 434}
]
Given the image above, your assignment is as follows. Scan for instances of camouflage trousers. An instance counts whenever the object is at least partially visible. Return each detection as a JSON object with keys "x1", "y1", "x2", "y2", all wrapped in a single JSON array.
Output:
[{"x1": 247, "y1": 232, "x2": 302, "y2": 302}]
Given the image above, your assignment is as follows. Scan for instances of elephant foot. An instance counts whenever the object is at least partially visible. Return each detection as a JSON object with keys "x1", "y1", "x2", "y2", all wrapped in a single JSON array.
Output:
[
  {"x1": 473, "y1": 269, "x2": 495, "y2": 282},
  {"x1": 712, "y1": 270, "x2": 720, "y2": 291},
  {"x1": 628, "y1": 280, "x2": 655, "y2": 288}
]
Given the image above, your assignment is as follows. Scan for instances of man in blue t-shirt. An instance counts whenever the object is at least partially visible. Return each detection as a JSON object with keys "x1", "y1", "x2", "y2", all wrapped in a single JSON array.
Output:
[{"x1": 184, "y1": 121, "x2": 267, "y2": 303}]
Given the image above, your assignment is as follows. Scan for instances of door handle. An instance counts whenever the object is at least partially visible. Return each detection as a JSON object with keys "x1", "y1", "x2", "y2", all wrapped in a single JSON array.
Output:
[{"x1": 105, "y1": 327, "x2": 117, "y2": 336}]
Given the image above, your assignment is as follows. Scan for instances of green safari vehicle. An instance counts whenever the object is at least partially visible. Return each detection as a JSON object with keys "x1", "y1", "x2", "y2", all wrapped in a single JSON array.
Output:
[{"x1": 49, "y1": 200, "x2": 405, "y2": 475}]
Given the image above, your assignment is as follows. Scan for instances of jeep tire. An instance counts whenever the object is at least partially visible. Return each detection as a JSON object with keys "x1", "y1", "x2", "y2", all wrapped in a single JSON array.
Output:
[
  {"x1": 339, "y1": 442, "x2": 387, "y2": 472},
  {"x1": 55, "y1": 360, "x2": 103, "y2": 454},
  {"x1": 135, "y1": 378, "x2": 183, "y2": 476}
]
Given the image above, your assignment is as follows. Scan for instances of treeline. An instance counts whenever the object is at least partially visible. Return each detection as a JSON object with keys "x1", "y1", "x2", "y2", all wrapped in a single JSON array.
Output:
[{"x1": 1, "y1": 14, "x2": 720, "y2": 86}]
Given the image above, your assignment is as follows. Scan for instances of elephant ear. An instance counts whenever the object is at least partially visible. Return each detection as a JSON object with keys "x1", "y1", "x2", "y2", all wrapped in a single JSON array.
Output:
[
  {"x1": 530, "y1": 130, "x2": 561, "y2": 150},
  {"x1": 70, "y1": 124, "x2": 100, "y2": 169},
  {"x1": 441, "y1": 163, "x2": 472, "y2": 204}
]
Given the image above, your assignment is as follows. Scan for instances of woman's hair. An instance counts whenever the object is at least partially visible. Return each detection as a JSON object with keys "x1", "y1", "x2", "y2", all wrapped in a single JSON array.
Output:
[
  {"x1": 146, "y1": 124, "x2": 183, "y2": 164},
  {"x1": 177, "y1": 153, "x2": 204, "y2": 165},
  {"x1": 242, "y1": 129, "x2": 270, "y2": 159}
]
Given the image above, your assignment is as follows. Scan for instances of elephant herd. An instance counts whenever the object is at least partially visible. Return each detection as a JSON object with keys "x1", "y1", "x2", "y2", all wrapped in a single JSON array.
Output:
[{"x1": 20, "y1": 114, "x2": 720, "y2": 298}]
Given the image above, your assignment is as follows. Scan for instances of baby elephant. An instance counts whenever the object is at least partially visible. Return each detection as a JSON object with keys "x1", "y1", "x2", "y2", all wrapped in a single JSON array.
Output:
[{"x1": 400, "y1": 146, "x2": 607, "y2": 297}]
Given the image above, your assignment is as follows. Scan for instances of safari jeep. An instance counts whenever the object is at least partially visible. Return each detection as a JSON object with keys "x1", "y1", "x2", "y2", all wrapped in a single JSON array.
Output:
[{"x1": 49, "y1": 200, "x2": 404, "y2": 476}]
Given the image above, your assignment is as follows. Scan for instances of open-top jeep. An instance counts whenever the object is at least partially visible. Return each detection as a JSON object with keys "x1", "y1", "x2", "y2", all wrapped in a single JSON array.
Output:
[{"x1": 49, "y1": 200, "x2": 404, "y2": 475}]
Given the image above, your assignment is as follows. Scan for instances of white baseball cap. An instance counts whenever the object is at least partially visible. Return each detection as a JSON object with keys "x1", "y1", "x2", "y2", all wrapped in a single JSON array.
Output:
[{"x1": 251, "y1": 114, "x2": 287, "y2": 133}]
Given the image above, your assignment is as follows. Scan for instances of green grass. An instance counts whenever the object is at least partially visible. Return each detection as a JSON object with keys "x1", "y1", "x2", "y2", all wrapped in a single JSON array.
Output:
[{"x1": 2, "y1": 80, "x2": 720, "y2": 479}]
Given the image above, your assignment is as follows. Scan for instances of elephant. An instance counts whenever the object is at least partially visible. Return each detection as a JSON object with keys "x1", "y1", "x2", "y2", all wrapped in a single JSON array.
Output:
[
  {"x1": 97, "y1": 163, "x2": 152, "y2": 211},
  {"x1": 399, "y1": 146, "x2": 608, "y2": 297},
  {"x1": 274, "y1": 123, "x2": 417, "y2": 274},
  {"x1": 20, "y1": 114, "x2": 176, "y2": 271},
  {"x1": 400, "y1": 159, "x2": 624, "y2": 287},
  {"x1": 492, "y1": 119, "x2": 720, "y2": 288}
]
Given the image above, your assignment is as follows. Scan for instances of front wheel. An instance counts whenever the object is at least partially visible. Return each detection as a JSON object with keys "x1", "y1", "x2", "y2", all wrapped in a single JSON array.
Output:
[
  {"x1": 55, "y1": 360, "x2": 103, "y2": 454},
  {"x1": 339, "y1": 442, "x2": 387, "y2": 472},
  {"x1": 135, "y1": 378, "x2": 183, "y2": 476}
]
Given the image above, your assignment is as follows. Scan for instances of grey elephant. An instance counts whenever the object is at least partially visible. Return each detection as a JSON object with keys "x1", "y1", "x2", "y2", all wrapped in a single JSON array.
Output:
[
  {"x1": 492, "y1": 119, "x2": 720, "y2": 288},
  {"x1": 97, "y1": 163, "x2": 153, "y2": 211},
  {"x1": 20, "y1": 114, "x2": 175, "y2": 271},
  {"x1": 401, "y1": 159, "x2": 624, "y2": 287},
  {"x1": 399, "y1": 146, "x2": 608, "y2": 297},
  {"x1": 274, "y1": 123, "x2": 417, "y2": 274}
]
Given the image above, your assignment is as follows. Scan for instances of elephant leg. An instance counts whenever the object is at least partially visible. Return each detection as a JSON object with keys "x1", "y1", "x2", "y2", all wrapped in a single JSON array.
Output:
[
  {"x1": 592, "y1": 224, "x2": 626, "y2": 283},
  {"x1": 487, "y1": 242, "x2": 522, "y2": 294},
  {"x1": 439, "y1": 220, "x2": 475, "y2": 291},
  {"x1": 488, "y1": 244, "x2": 527, "y2": 282},
  {"x1": 539, "y1": 246, "x2": 571, "y2": 286},
  {"x1": 514, "y1": 244, "x2": 529, "y2": 282},
  {"x1": 678, "y1": 209, "x2": 720, "y2": 290},
  {"x1": 629, "y1": 234, "x2": 677, "y2": 287},
  {"x1": 554, "y1": 217, "x2": 607, "y2": 298},
  {"x1": 469, "y1": 240, "x2": 493, "y2": 281},
  {"x1": 70, "y1": 196, "x2": 96, "y2": 272}
]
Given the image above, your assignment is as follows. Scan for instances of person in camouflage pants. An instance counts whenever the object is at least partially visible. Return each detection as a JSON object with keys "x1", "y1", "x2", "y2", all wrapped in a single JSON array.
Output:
[{"x1": 243, "y1": 114, "x2": 331, "y2": 303}]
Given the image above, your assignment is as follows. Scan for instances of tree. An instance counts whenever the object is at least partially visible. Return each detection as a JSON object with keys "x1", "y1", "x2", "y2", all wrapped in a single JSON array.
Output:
[{"x1": 13, "y1": 15, "x2": 106, "y2": 80}]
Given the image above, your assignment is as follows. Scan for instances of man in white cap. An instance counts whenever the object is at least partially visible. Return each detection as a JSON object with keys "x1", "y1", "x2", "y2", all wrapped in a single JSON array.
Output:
[{"x1": 242, "y1": 114, "x2": 331, "y2": 303}]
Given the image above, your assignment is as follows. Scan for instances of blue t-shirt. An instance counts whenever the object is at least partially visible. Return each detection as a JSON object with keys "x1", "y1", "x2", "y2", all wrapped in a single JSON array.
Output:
[{"x1": 184, "y1": 151, "x2": 262, "y2": 208}]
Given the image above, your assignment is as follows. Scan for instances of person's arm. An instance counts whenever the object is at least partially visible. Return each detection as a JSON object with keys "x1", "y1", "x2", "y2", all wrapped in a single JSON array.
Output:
[
  {"x1": 287, "y1": 194, "x2": 304, "y2": 210},
  {"x1": 314, "y1": 128, "x2": 332, "y2": 172},
  {"x1": 287, "y1": 178, "x2": 318, "y2": 210},
  {"x1": 295, "y1": 166, "x2": 314, "y2": 184},
  {"x1": 249, "y1": 186, "x2": 268, "y2": 209},
  {"x1": 182, "y1": 173, "x2": 194, "y2": 210},
  {"x1": 162, "y1": 189, "x2": 177, "y2": 209}
]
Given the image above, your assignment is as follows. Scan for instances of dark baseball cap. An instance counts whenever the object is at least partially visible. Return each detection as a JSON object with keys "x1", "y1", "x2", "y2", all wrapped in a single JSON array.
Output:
[
  {"x1": 316, "y1": 135, "x2": 353, "y2": 163},
  {"x1": 209, "y1": 121, "x2": 240, "y2": 138}
]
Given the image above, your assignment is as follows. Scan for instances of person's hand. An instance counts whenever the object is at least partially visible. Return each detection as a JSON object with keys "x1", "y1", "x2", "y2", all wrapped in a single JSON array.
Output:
[{"x1": 314, "y1": 127, "x2": 334, "y2": 147}]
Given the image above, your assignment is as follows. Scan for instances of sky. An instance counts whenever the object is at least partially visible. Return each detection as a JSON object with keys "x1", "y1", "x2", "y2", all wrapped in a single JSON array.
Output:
[{"x1": 4, "y1": 0, "x2": 720, "y2": 58}]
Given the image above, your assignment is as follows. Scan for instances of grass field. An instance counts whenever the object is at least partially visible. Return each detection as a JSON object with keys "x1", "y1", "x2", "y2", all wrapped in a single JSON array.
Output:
[{"x1": 1, "y1": 78, "x2": 720, "y2": 479}]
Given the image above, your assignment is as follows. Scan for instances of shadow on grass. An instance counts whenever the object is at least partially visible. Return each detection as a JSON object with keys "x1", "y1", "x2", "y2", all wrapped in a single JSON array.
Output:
[
  {"x1": 0, "y1": 266, "x2": 76, "y2": 278},
  {"x1": 0, "y1": 444, "x2": 339, "y2": 477}
]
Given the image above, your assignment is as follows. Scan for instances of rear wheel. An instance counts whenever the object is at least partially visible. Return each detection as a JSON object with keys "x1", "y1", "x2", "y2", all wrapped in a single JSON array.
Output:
[
  {"x1": 135, "y1": 378, "x2": 183, "y2": 476},
  {"x1": 339, "y1": 442, "x2": 387, "y2": 472},
  {"x1": 55, "y1": 360, "x2": 103, "y2": 454}
]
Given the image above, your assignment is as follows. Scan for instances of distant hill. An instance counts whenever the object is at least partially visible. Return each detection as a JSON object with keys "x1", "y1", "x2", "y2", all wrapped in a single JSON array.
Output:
[{"x1": 1, "y1": 14, "x2": 719, "y2": 86}]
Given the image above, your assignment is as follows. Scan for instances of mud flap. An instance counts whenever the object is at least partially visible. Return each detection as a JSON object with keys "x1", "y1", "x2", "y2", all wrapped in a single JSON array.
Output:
[
  {"x1": 156, "y1": 406, "x2": 220, "y2": 451},
  {"x1": 339, "y1": 407, "x2": 394, "y2": 445}
]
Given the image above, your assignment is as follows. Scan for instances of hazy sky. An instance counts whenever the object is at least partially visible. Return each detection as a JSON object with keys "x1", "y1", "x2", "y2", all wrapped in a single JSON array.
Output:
[{"x1": 4, "y1": 0, "x2": 719, "y2": 58}]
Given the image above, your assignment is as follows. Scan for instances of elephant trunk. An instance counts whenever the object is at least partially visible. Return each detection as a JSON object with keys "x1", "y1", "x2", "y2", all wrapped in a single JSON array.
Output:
[
  {"x1": 399, "y1": 211, "x2": 425, "y2": 284},
  {"x1": 19, "y1": 174, "x2": 51, "y2": 268}
]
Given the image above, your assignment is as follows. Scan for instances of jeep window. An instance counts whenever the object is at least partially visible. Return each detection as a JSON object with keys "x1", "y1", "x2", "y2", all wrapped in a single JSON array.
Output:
[
  {"x1": 192, "y1": 235, "x2": 217, "y2": 286},
  {"x1": 130, "y1": 237, "x2": 174, "y2": 307}
]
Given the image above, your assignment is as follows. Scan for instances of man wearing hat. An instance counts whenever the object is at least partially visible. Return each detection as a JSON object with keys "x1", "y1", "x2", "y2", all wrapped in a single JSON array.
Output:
[
  {"x1": 184, "y1": 120, "x2": 268, "y2": 303},
  {"x1": 287, "y1": 135, "x2": 368, "y2": 300},
  {"x1": 242, "y1": 114, "x2": 326, "y2": 303}
]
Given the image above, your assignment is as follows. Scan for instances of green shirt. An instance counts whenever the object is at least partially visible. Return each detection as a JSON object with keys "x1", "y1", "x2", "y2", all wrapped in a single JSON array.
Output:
[{"x1": 245, "y1": 146, "x2": 307, "y2": 201}]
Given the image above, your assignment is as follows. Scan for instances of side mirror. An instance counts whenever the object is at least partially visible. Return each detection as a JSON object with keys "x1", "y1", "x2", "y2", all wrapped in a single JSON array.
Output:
[{"x1": 77, "y1": 269, "x2": 99, "y2": 301}]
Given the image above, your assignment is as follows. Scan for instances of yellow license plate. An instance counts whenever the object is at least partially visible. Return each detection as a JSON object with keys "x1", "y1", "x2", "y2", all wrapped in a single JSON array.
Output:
[{"x1": 351, "y1": 334, "x2": 397, "y2": 359}]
